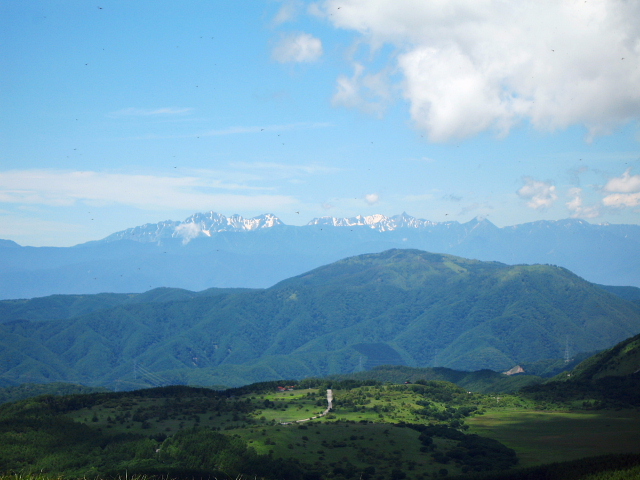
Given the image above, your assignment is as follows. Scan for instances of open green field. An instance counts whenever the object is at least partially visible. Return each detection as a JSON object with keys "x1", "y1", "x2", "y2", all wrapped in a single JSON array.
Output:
[
  {"x1": 467, "y1": 409, "x2": 640, "y2": 467},
  {"x1": 234, "y1": 421, "x2": 460, "y2": 478},
  {"x1": 4, "y1": 380, "x2": 640, "y2": 479}
]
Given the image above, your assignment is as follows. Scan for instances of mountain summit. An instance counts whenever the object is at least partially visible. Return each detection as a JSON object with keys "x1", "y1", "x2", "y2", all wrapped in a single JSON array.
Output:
[
  {"x1": 102, "y1": 212, "x2": 283, "y2": 244},
  {"x1": 1, "y1": 249, "x2": 639, "y2": 387},
  {"x1": 307, "y1": 212, "x2": 446, "y2": 231},
  {"x1": 1, "y1": 211, "x2": 639, "y2": 299}
]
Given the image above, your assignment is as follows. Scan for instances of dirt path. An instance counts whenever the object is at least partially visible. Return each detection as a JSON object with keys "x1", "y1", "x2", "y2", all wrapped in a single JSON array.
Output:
[{"x1": 281, "y1": 389, "x2": 333, "y2": 425}]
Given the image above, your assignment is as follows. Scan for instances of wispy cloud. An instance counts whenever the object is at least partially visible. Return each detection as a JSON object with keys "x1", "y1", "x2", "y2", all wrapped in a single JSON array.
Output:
[
  {"x1": 272, "y1": 0, "x2": 303, "y2": 26},
  {"x1": 0, "y1": 170, "x2": 297, "y2": 211},
  {"x1": 272, "y1": 32, "x2": 323, "y2": 63},
  {"x1": 566, "y1": 187, "x2": 600, "y2": 218},
  {"x1": 332, "y1": 63, "x2": 391, "y2": 116}
]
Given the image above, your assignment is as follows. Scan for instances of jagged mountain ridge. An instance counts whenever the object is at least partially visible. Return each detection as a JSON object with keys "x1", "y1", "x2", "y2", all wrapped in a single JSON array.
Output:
[
  {"x1": 1, "y1": 211, "x2": 640, "y2": 299},
  {"x1": 102, "y1": 212, "x2": 283, "y2": 243},
  {"x1": 307, "y1": 212, "x2": 442, "y2": 230},
  {"x1": 100, "y1": 211, "x2": 460, "y2": 243}
]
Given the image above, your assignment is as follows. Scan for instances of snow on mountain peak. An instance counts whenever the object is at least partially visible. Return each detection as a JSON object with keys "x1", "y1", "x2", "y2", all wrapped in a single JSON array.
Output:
[
  {"x1": 306, "y1": 213, "x2": 438, "y2": 231},
  {"x1": 102, "y1": 211, "x2": 452, "y2": 244},
  {"x1": 103, "y1": 211, "x2": 284, "y2": 244}
]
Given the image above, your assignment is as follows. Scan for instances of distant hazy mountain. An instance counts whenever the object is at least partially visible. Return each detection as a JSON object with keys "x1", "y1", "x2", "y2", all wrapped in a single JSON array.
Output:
[
  {"x1": 1, "y1": 211, "x2": 639, "y2": 299},
  {"x1": 1, "y1": 249, "x2": 638, "y2": 388}
]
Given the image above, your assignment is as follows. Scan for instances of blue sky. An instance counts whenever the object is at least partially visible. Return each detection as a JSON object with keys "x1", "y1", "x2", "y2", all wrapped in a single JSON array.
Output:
[{"x1": 1, "y1": 0, "x2": 640, "y2": 247}]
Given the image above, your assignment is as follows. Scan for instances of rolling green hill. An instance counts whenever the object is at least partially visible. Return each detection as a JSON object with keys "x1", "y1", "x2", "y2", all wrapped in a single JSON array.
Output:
[{"x1": 1, "y1": 249, "x2": 639, "y2": 389}]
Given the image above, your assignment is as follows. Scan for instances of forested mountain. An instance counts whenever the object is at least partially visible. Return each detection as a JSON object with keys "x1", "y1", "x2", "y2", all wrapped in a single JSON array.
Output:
[
  {"x1": 0, "y1": 287, "x2": 256, "y2": 324},
  {"x1": 1, "y1": 212, "x2": 640, "y2": 299},
  {"x1": 520, "y1": 331, "x2": 640, "y2": 407},
  {"x1": 1, "y1": 249, "x2": 639, "y2": 389}
]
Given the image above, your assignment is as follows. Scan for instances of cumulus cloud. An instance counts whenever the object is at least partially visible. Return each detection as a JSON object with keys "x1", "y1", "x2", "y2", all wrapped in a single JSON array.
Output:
[
  {"x1": 566, "y1": 187, "x2": 600, "y2": 218},
  {"x1": 315, "y1": 0, "x2": 640, "y2": 141},
  {"x1": 517, "y1": 177, "x2": 557, "y2": 210},
  {"x1": 364, "y1": 193, "x2": 380, "y2": 205},
  {"x1": 604, "y1": 168, "x2": 640, "y2": 193},
  {"x1": 0, "y1": 170, "x2": 297, "y2": 211},
  {"x1": 602, "y1": 192, "x2": 640, "y2": 208},
  {"x1": 273, "y1": 32, "x2": 323, "y2": 63},
  {"x1": 602, "y1": 169, "x2": 640, "y2": 208}
]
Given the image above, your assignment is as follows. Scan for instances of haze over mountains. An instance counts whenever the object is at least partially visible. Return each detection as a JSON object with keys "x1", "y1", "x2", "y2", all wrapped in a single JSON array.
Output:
[
  {"x1": 1, "y1": 249, "x2": 639, "y2": 389},
  {"x1": 1, "y1": 211, "x2": 640, "y2": 300}
]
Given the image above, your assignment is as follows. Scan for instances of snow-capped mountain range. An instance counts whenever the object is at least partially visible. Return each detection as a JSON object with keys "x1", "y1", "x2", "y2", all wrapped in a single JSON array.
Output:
[
  {"x1": 2, "y1": 210, "x2": 640, "y2": 299},
  {"x1": 307, "y1": 212, "x2": 441, "y2": 231},
  {"x1": 103, "y1": 211, "x2": 452, "y2": 243},
  {"x1": 103, "y1": 212, "x2": 284, "y2": 243}
]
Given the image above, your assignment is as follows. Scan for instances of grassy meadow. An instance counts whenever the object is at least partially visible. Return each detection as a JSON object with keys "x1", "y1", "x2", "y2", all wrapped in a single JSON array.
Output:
[
  {"x1": 2, "y1": 380, "x2": 640, "y2": 479},
  {"x1": 466, "y1": 409, "x2": 640, "y2": 467}
]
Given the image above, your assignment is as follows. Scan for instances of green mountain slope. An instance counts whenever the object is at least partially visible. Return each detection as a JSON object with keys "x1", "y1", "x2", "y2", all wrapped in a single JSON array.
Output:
[
  {"x1": 1, "y1": 249, "x2": 639, "y2": 388},
  {"x1": 520, "y1": 332, "x2": 640, "y2": 407},
  {"x1": 0, "y1": 286, "x2": 258, "y2": 323},
  {"x1": 567, "y1": 332, "x2": 640, "y2": 382}
]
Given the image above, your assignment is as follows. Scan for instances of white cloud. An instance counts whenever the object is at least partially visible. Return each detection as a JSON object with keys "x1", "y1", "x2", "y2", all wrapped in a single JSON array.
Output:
[
  {"x1": 273, "y1": 0, "x2": 303, "y2": 25},
  {"x1": 602, "y1": 192, "x2": 640, "y2": 208},
  {"x1": 601, "y1": 168, "x2": 640, "y2": 208},
  {"x1": 604, "y1": 168, "x2": 640, "y2": 193},
  {"x1": 315, "y1": 0, "x2": 640, "y2": 141},
  {"x1": 0, "y1": 170, "x2": 297, "y2": 211},
  {"x1": 566, "y1": 187, "x2": 600, "y2": 218},
  {"x1": 517, "y1": 177, "x2": 557, "y2": 210},
  {"x1": 174, "y1": 222, "x2": 202, "y2": 244},
  {"x1": 272, "y1": 32, "x2": 323, "y2": 63},
  {"x1": 332, "y1": 63, "x2": 391, "y2": 115},
  {"x1": 364, "y1": 193, "x2": 380, "y2": 205}
]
